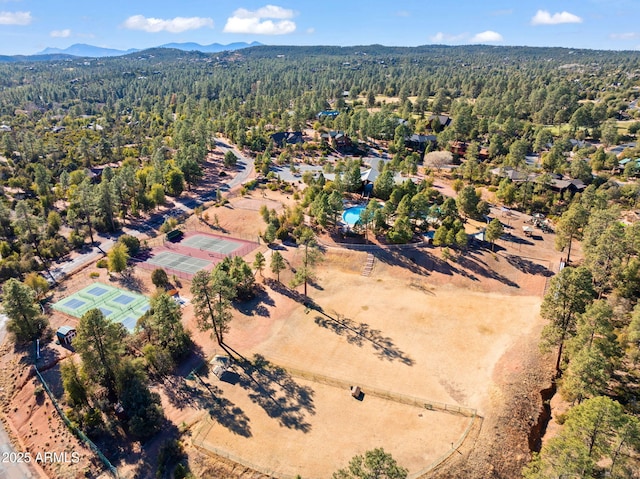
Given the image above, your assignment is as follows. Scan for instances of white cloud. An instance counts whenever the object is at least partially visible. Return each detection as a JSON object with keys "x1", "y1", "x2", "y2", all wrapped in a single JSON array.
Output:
[
  {"x1": 0, "y1": 11, "x2": 31, "y2": 25},
  {"x1": 224, "y1": 5, "x2": 296, "y2": 35},
  {"x1": 531, "y1": 10, "x2": 583, "y2": 25},
  {"x1": 122, "y1": 15, "x2": 213, "y2": 33},
  {"x1": 50, "y1": 29, "x2": 71, "y2": 38},
  {"x1": 306, "y1": 27, "x2": 315, "y2": 34},
  {"x1": 610, "y1": 32, "x2": 639, "y2": 40},
  {"x1": 430, "y1": 32, "x2": 468, "y2": 43},
  {"x1": 234, "y1": 5, "x2": 294, "y2": 20},
  {"x1": 396, "y1": 10, "x2": 410, "y2": 17},
  {"x1": 470, "y1": 30, "x2": 503, "y2": 43}
]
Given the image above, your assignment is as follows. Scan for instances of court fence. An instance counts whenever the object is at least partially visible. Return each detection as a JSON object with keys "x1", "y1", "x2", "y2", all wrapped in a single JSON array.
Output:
[
  {"x1": 131, "y1": 257, "x2": 206, "y2": 281},
  {"x1": 33, "y1": 366, "x2": 118, "y2": 478},
  {"x1": 184, "y1": 221, "x2": 262, "y2": 245}
]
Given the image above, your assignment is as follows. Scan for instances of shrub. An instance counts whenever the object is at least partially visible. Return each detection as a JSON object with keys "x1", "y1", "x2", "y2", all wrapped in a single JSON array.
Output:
[
  {"x1": 69, "y1": 231, "x2": 85, "y2": 249},
  {"x1": 96, "y1": 259, "x2": 108, "y2": 268},
  {"x1": 118, "y1": 235, "x2": 140, "y2": 256},
  {"x1": 151, "y1": 268, "x2": 170, "y2": 289}
]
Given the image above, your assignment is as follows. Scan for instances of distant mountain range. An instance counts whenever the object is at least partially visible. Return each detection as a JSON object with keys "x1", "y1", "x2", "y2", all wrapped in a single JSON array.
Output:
[{"x1": 36, "y1": 41, "x2": 263, "y2": 58}]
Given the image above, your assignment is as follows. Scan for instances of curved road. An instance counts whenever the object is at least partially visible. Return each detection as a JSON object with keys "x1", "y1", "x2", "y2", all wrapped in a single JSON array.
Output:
[{"x1": 215, "y1": 139, "x2": 255, "y2": 191}]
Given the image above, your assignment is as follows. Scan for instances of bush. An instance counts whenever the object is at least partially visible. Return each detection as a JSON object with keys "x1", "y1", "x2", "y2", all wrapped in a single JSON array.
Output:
[
  {"x1": 118, "y1": 235, "x2": 140, "y2": 256},
  {"x1": 156, "y1": 439, "x2": 185, "y2": 478},
  {"x1": 174, "y1": 463, "x2": 193, "y2": 479},
  {"x1": 96, "y1": 259, "x2": 108, "y2": 268},
  {"x1": 69, "y1": 231, "x2": 85, "y2": 249},
  {"x1": 83, "y1": 408, "x2": 105, "y2": 436},
  {"x1": 160, "y1": 218, "x2": 178, "y2": 233},
  {"x1": 33, "y1": 385, "x2": 44, "y2": 398},
  {"x1": 89, "y1": 272, "x2": 100, "y2": 279},
  {"x1": 151, "y1": 268, "x2": 170, "y2": 289}
]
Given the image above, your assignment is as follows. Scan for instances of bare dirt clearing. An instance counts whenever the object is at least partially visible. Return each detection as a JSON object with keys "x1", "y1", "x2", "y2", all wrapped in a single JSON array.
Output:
[
  {"x1": 0, "y1": 189, "x2": 560, "y2": 479},
  {"x1": 187, "y1": 243, "x2": 547, "y2": 478}
]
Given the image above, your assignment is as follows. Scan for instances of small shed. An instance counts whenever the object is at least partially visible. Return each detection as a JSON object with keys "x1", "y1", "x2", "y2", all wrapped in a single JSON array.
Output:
[
  {"x1": 166, "y1": 229, "x2": 183, "y2": 242},
  {"x1": 56, "y1": 326, "x2": 76, "y2": 346},
  {"x1": 350, "y1": 385, "x2": 362, "y2": 399},
  {"x1": 523, "y1": 225, "x2": 534, "y2": 237},
  {"x1": 210, "y1": 355, "x2": 230, "y2": 380}
]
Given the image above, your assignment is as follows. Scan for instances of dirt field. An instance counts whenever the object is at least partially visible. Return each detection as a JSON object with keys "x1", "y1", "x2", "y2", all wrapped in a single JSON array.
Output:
[
  {"x1": 193, "y1": 374, "x2": 471, "y2": 479},
  {"x1": 0, "y1": 186, "x2": 561, "y2": 479},
  {"x1": 162, "y1": 188, "x2": 559, "y2": 479},
  {"x1": 181, "y1": 232, "x2": 548, "y2": 478}
]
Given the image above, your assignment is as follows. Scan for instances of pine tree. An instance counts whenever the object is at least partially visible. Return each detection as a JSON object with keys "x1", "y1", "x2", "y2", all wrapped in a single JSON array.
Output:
[
  {"x1": 2, "y1": 278, "x2": 48, "y2": 342},
  {"x1": 270, "y1": 251, "x2": 286, "y2": 282},
  {"x1": 74, "y1": 308, "x2": 125, "y2": 399}
]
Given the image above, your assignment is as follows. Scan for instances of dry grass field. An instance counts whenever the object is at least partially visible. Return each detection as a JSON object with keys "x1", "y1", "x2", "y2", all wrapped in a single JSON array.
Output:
[
  {"x1": 182, "y1": 230, "x2": 547, "y2": 478},
  {"x1": 0, "y1": 188, "x2": 558, "y2": 479}
]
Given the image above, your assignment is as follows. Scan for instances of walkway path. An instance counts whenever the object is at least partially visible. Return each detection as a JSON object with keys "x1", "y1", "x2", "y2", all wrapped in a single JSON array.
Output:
[{"x1": 362, "y1": 253, "x2": 375, "y2": 276}]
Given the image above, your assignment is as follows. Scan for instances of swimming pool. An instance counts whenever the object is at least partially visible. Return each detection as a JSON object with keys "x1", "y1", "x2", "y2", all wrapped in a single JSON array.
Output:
[{"x1": 342, "y1": 206, "x2": 365, "y2": 226}]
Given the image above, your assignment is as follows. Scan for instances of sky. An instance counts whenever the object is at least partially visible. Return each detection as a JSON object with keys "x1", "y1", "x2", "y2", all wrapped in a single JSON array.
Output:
[{"x1": 0, "y1": 0, "x2": 639, "y2": 55}]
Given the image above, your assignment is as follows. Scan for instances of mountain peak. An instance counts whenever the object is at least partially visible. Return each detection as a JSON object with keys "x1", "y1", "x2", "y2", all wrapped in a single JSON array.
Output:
[{"x1": 37, "y1": 41, "x2": 262, "y2": 58}]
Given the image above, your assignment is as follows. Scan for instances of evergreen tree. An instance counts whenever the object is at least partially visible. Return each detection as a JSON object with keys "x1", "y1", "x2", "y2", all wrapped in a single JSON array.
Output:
[
  {"x1": 270, "y1": 251, "x2": 286, "y2": 282},
  {"x1": 540, "y1": 266, "x2": 595, "y2": 373},
  {"x1": 333, "y1": 448, "x2": 408, "y2": 479},
  {"x1": 74, "y1": 308, "x2": 125, "y2": 399},
  {"x1": 253, "y1": 251, "x2": 266, "y2": 278},
  {"x1": 485, "y1": 218, "x2": 503, "y2": 251},
  {"x1": 115, "y1": 359, "x2": 164, "y2": 440},
  {"x1": 2, "y1": 278, "x2": 48, "y2": 342},
  {"x1": 190, "y1": 268, "x2": 235, "y2": 346}
]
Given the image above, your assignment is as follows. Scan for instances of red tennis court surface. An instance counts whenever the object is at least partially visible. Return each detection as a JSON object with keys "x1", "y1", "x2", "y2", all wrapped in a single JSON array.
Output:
[{"x1": 136, "y1": 231, "x2": 259, "y2": 279}]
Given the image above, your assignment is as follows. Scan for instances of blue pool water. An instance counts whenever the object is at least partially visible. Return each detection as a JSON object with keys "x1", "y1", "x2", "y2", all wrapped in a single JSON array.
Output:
[{"x1": 342, "y1": 206, "x2": 365, "y2": 225}]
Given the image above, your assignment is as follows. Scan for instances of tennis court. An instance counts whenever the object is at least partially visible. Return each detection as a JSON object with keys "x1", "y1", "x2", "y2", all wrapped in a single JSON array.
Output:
[
  {"x1": 181, "y1": 234, "x2": 243, "y2": 255},
  {"x1": 145, "y1": 250, "x2": 212, "y2": 275},
  {"x1": 52, "y1": 283, "x2": 150, "y2": 333}
]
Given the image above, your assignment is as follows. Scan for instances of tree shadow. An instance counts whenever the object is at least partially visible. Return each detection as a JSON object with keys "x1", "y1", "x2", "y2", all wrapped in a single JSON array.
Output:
[
  {"x1": 162, "y1": 375, "x2": 252, "y2": 437},
  {"x1": 313, "y1": 311, "x2": 414, "y2": 366},
  {"x1": 264, "y1": 278, "x2": 320, "y2": 310},
  {"x1": 173, "y1": 343, "x2": 207, "y2": 378},
  {"x1": 234, "y1": 284, "x2": 274, "y2": 317},
  {"x1": 235, "y1": 354, "x2": 315, "y2": 432},
  {"x1": 107, "y1": 422, "x2": 184, "y2": 478},
  {"x1": 116, "y1": 271, "x2": 147, "y2": 293},
  {"x1": 505, "y1": 254, "x2": 553, "y2": 276},
  {"x1": 418, "y1": 251, "x2": 459, "y2": 276},
  {"x1": 372, "y1": 248, "x2": 432, "y2": 276},
  {"x1": 454, "y1": 251, "x2": 520, "y2": 288},
  {"x1": 18, "y1": 336, "x2": 61, "y2": 370},
  {"x1": 307, "y1": 278, "x2": 324, "y2": 291},
  {"x1": 501, "y1": 232, "x2": 534, "y2": 246}
]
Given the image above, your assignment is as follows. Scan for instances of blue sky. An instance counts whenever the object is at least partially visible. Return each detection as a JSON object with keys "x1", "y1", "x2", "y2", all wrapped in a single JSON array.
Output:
[{"x1": 0, "y1": 0, "x2": 638, "y2": 55}]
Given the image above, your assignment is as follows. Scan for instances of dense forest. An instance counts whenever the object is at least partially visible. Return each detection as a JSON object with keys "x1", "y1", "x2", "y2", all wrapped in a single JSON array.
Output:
[{"x1": 0, "y1": 44, "x2": 640, "y2": 478}]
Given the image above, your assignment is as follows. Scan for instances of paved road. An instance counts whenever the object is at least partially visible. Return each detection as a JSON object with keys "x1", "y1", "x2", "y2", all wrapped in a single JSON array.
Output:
[
  {"x1": 48, "y1": 140, "x2": 255, "y2": 283},
  {"x1": 0, "y1": 140, "x2": 256, "y2": 479},
  {"x1": 215, "y1": 140, "x2": 255, "y2": 191}
]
